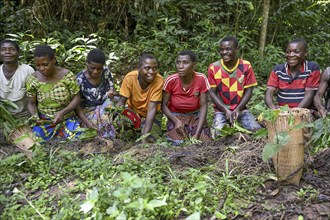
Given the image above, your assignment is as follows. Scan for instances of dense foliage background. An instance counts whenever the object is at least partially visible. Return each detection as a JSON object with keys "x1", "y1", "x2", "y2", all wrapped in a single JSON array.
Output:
[
  {"x1": 1, "y1": 1, "x2": 330, "y2": 219},
  {"x1": 1, "y1": 0, "x2": 329, "y2": 84}
]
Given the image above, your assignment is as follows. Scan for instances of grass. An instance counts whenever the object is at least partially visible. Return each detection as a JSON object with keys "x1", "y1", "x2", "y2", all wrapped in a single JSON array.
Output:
[{"x1": 0, "y1": 143, "x2": 266, "y2": 219}]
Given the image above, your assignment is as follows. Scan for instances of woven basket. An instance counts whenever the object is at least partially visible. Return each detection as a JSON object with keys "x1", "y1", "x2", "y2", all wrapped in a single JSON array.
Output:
[
  {"x1": 9, "y1": 124, "x2": 37, "y2": 161},
  {"x1": 266, "y1": 108, "x2": 310, "y2": 185}
]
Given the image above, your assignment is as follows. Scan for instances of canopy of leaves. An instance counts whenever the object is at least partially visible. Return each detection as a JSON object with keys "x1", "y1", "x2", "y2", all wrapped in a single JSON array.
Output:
[{"x1": 0, "y1": 0, "x2": 329, "y2": 83}]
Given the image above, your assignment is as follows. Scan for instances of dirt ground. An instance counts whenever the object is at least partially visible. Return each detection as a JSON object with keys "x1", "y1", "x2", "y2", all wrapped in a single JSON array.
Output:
[{"x1": 0, "y1": 133, "x2": 329, "y2": 219}]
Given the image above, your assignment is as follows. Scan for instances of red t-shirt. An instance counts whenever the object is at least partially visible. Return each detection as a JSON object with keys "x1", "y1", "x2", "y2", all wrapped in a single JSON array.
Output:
[{"x1": 163, "y1": 72, "x2": 210, "y2": 113}]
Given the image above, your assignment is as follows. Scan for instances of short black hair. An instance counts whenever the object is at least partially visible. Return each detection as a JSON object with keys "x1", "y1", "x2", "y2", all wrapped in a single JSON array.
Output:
[
  {"x1": 34, "y1": 45, "x2": 55, "y2": 59},
  {"x1": 178, "y1": 50, "x2": 197, "y2": 62},
  {"x1": 87, "y1": 49, "x2": 106, "y2": 64},
  {"x1": 219, "y1": 36, "x2": 239, "y2": 48},
  {"x1": 138, "y1": 53, "x2": 158, "y2": 67},
  {"x1": 289, "y1": 38, "x2": 308, "y2": 51},
  {"x1": 0, "y1": 39, "x2": 20, "y2": 52}
]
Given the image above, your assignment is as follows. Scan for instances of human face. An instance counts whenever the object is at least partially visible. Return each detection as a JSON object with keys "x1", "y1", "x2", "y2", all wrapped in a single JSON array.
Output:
[
  {"x1": 286, "y1": 42, "x2": 307, "y2": 69},
  {"x1": 176, "y1": 55, "x2": 195, "y2": 78},
  {"x1": 138, "y1": 58, "x2": 159, "y2": 83},
  {"x1": 0, "y1": 42, "x2": 19, "y2": 64},
  {"x1": 34, "y1": 56, "x2": 56, "y2": 77},
  {"x1": 86, "y1": 61, "x2": 103, "y2": 79},
  {"x1": 219, "y1": 41, "x2": 238, "y2": 66}
]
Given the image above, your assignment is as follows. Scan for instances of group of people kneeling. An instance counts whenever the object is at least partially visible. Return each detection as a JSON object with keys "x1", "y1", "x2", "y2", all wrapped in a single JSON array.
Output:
[{"x1": 1, "y1": 36, "x2": 328, "y2": 145}]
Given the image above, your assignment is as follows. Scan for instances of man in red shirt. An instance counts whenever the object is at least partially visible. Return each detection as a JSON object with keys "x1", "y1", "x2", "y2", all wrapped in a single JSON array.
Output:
[
  {"x1": 265, "y1": 38, "x2": 320, "y2": 109},
  {"x1": 208, "y1": 36, "x2": 261, "y2": 138}
]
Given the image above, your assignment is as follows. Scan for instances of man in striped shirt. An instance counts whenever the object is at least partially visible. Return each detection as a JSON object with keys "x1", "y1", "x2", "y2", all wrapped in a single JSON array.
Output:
[{"x1": 265, "y1": 38, "x2": 320, "y2": 109}]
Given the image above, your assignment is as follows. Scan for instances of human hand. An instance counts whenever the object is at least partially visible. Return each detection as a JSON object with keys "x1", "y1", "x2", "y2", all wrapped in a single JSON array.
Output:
[
  {"x1": 142, "y1": 134, "x2": 156, "y2": 144},
  {"x1": 318, "y1": 108, "x2": 327, "y2": 118},
  {"x1": 225, "y1": 109, "x2": 232, "y2": 121},
  {"x1": 107, "y1": 88, "x2": 117, "y2": 99},
  {"x1": 230, "y1": 109, "x2": 240, "y2": 124},
  {"x1": 86, "y1": 121, "x2": 97, "y2": 129},
  {"x1": 173, "y1": 118, "x2": 187, "y2": 138},
  {"x1": 53, "y1": 111, "x2": 65, "y2": 124},
  {"x1": 192, "y1": 133, "x2": 200, "y2": 140}
]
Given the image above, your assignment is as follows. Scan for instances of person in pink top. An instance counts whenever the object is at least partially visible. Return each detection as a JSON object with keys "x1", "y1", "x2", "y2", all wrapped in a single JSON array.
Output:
[{"x1": 162, "y1": 50, "x2": 211, "y2": 145}]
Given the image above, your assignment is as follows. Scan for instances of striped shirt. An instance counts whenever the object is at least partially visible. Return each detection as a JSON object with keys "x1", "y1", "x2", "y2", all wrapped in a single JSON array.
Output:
[{"x1": 267, "y1": 60, "x2": 320, "y2": 108}]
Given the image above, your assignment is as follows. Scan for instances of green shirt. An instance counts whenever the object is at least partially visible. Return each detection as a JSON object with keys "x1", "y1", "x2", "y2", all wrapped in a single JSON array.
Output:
[{"x1": 26, "y1": 71, "x2": 79, "y2": 119}]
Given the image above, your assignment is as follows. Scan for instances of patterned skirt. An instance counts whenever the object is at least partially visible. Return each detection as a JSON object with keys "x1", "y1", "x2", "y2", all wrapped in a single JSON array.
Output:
[
  {"x1": 82, "y1": 99, "x2": 116, "y2": 139},
  {"x1": 32, "y1": 114, "x2": 81, "y2": 141},
  {"x1": 114, "y1": 108, "x2": 162, "y2": 142},
  {"x1": 166, "y1": 111, "x2": 211, "y2": 145}
]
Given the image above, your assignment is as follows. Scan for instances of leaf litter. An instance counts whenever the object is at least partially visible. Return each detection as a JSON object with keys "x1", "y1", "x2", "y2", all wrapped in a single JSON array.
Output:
[{"x1": 0, "y1": 131, "x2": 329, "y2": 219}]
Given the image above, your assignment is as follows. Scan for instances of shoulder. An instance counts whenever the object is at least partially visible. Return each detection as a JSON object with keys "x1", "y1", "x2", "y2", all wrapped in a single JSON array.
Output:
[
  {"x1": 165, "y1": 73, "x2": 179, "y2": 82},
  {"x1": 64, "y1": 70, "x2": 75, "y2": 78},
  {"x1": 208, "y1": 60, "x2": 221, "y2": 69},
  {"x1": 195, "y1": 72, "x2": 208, "y2": 78},
  {"x1": 26, "y1": 74, "x2": 39, "y2": 85},
  {"x1": 123, "y1": 70, "x2": 138, "y2": 82},
  {"x1": 211, "y1": 60, "x2": 221, "y2": 67},
  {"x1": 19, "y1": 64, "x2": 34, "y2": 74},
  {"x1": 125, "y1": 70, "x2": 138, "y2": 78},
  {"x1": 240, "y1": 59, "x2": 252, "y2": 66},
  {"x1": 273, "y1": 63, "x2": 286, "y2": 72},
  {"x1": 76, "y1": 70, "x2": 84, "y2": 78},
  {"x1": 305, "y1": 60, "x2": 320, "y2": 71},
  {"x1": 155, "y1": 73, "x2": 164, "y2": 82}
]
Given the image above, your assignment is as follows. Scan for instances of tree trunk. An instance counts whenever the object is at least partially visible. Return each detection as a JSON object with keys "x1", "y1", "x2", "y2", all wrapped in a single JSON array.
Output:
[{"x1": 259, "y1": 0, "x2": 270, "y2": 58}]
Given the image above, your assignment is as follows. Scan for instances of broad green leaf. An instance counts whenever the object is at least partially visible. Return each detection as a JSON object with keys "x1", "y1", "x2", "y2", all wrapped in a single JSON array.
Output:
[
  {"x1": 131, "y1": 176, "x2": 144, "y2": 188},
  {"x1": 195, "y1": 197, "x2": 203, "y2": 204},
  {"x1": 89, "y1": 188, "x2": 99, "y2": 200},
  {"x1": 80, "y1": 201, "x2": 94, "y2": 213},
  {"x1": 146, "y1": 199, "x2": 167, "y2": 209},
  {"x1": 115, "y1": 212, "x2": 127, "y2": 220},
  {"x1": 234, "y1": 122, "x2": 252, "y2": 134},
  {"x1": 127, "y1": 198, "x2": 143, "y2": 209},
  {"x1": 252, "y1": 128, "x2": 268, "y2": 139},
  {"x1": 214, "y1": 211, "x2": 227, "y2": 219},
  {"x1": 121, "y1": 172, "x2": 133, "y2": 182},
  {"x1": 274, "y1": 131, "x2": 290, "y2": 145},
  {"x1": 262, "y1": 143, "x2": 283, "y2": 162},
  {"x1": 186, "y1": 212, "x2": 200, "y2": 220},
  {"x1": 106, "y1": 205, "x2": 119, "y2": 216}
]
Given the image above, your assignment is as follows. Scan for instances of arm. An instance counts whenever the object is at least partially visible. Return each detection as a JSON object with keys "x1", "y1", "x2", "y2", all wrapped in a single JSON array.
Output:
[
  {"x1": 161, "y1": 91, "x2": 183, "y2": 130},
  {"x1": 117, "y1": 96, "x2": 128, "y2": 108},
  {"x1": 209, "y1": 87, "x2": 231, "y2": 120},
  {"x1": 75, "y1": 105, "x2": 95, "y2": 128},
  {"x1": 231, "y1": 87, "x2": 254, "y2": 122},
  {"x1": 142, "y1": 101, "x2": 158, "y2": 143},
  {"x1": 193, "y1": 92, "x2": 208, "y2": 139},
  {"x1": 53, "y1": 93, "x2": 80, "y2": 124},
  {"x1": 27, "y1": 96, "x2": 38, "y2": 116},
  {"x1": 297, "y1": 89, "x2": 316, "y2": 108},
  {"x1": 265, "y1": 86, "x2": 277, "y2": 109},
  {"x1": 314, "y1": 68, "x2": 330, "y2": 117}
]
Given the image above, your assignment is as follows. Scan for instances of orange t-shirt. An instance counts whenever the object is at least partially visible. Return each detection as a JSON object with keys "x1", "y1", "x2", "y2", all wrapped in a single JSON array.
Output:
[{"x1": 120, "y1": 70, "x2": 164, "y2": 118}]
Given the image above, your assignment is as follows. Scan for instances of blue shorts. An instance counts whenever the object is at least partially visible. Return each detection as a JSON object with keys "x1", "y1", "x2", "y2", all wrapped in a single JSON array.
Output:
[{"x1": 212, "y1": 110, "x2": 261, "y2": 139}]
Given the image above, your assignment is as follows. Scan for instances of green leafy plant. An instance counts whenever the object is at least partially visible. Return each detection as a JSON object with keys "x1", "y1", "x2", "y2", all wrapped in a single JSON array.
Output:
[
  {"x1": 0, "y1": 99, "x2": 19, "y2": 138},
  {"x1": 260, "y1": 106, "x2": 292, "y2": 162},
  {"x1": 309, "y1": 117, "x2": 330, "y2": 154}
]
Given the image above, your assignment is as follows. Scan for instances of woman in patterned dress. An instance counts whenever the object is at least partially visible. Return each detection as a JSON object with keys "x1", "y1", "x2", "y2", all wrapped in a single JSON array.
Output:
[
  {"x1": 26, "y1": 45, "x2": 82, "y2": 141},
  {"x1": 76, "y1": 49, "x2": 117, "y2": 139}
]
